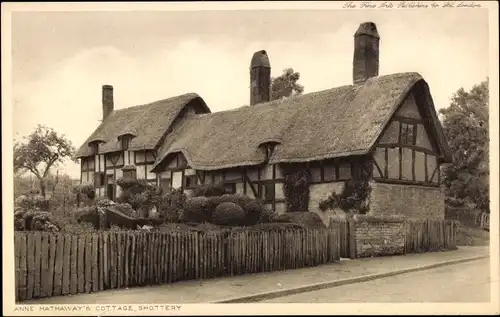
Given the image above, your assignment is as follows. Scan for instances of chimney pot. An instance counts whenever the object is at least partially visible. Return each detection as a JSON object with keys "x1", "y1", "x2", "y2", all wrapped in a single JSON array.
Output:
[
  {"x1": 102, "y1": 85, "x2": 114, "y2": 121},
  {"x1": 353, "y1": 22, "x2": 380, "y2": 85},
  {"x1": 250, "y1": 50, "x2": 271, "y2": 105}
]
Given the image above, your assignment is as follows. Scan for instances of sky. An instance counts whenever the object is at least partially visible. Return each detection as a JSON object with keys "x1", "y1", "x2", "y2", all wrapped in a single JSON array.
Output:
[{"x1": 10, "y1": 8, "x2": 489, "y2": 179}]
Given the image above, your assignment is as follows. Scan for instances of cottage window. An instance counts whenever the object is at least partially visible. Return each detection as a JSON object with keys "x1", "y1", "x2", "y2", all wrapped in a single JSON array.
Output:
[
  {"x1": 121, "y1": 137, "x2": 130, "y2": 150},
  {"x1": 224, "y1": 183, "x2": 236, "y2": 194},
  {"x1": 400, "y1": 123, "x2": 416, "y2": 145},
  {"x1": 185, "y1": 175, "x2": 198, "y2": 189},
  {"x1": 90, "y1": 143, "x2": 99, "y2": 155},
  {"x1": 94, "y1": 172, "x2": 105, "y2": 188}
]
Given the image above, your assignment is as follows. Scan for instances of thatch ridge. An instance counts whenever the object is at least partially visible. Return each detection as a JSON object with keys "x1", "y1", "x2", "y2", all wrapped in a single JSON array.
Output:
[
  {"x1": 75, "y1": 92, "x2": 209, "y2": 158},
  {"x1": 153, "y1": 72, "x2": 449, "y2": 171}
]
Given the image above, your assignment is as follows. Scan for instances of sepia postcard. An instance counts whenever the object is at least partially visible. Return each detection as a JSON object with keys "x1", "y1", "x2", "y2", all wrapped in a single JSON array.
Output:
[{"x1": 2, "y1": 1, "x2": 499, "y2": 316}]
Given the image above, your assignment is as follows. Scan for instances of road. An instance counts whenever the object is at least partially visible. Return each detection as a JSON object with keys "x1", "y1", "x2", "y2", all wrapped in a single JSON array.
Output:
[{"x1": 260, "y1": 258, "x2": 492, "y2": 303}]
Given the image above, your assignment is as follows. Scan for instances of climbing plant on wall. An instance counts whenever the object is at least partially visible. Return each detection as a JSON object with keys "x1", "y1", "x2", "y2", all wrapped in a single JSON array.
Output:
[{"x1": 282, "y1": 163, "x2": 310, "y2": 212}]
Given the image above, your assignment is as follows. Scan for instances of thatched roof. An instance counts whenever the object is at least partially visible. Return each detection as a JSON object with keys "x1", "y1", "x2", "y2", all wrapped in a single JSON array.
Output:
[
  {"x1": 75, "y1": 93, "x2": 210, "y2": 158},
  {"x1": 152, "y1": 72, "x2": 452, "y2": 171}
]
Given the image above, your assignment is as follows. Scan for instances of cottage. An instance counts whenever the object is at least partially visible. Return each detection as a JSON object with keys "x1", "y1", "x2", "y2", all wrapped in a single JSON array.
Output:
[{"x1": 76, "y1": 22, "x2": 451, "y2": 220}]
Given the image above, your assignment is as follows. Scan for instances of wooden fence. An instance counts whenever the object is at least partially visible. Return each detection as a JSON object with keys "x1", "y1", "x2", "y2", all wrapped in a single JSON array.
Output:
[
  {"x1": 15, "y1": 228, "x2": 340, "y2": 301},
  {"x1": 479, "y1": 213, "x2": 490, "y2": 231},
  {"x1": 404, "y1": 220, "x2": 458, "y2": 253}
]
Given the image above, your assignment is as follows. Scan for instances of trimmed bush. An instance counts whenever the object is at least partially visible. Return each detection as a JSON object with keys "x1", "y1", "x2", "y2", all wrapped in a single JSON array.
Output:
[
  {"x1": 243, "y1": 200, "x2": 266, "y2": 225},
  {"x1": 191, "y1": 183, "x2": 226, "y2": 197},
  {"x1": 274, "y1": 212, "x2": 326, "y2": 229},
  {"x1": 112, "y1": 203, "x2": 137, "y2": 218},
  {"x1": 258, "y1": 207, "x2": 277, "y2": 223},
  {"x1": 181, "y1": 197, "x2": 211, "y2": 223},
  {"x1": 212, "y1": 202, "x2": 246, "y2": 226}
]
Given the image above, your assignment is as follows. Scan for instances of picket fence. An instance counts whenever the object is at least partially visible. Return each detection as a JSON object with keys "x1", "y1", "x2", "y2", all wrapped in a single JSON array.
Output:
[
  {"x1": 15, "y1": 228, "x2": 340, "y2": 301},
  {"x1": 404, "y1": 220, "x2": 458, "y2": 253},
  {"x1": 14, "y1": 219, "x2": 457, "y2": 302}
]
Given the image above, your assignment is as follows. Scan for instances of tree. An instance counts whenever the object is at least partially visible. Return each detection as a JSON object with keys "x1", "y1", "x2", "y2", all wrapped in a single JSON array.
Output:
[
  {"x1": 271, "y1": 68, "x2": 304, "y2": 101},
  {"x1": 14, "y1": 125, "x2": 76, "y2": 198},
  {"x1": 439, "y1": 79, "x2": 489, "y2": 211}
]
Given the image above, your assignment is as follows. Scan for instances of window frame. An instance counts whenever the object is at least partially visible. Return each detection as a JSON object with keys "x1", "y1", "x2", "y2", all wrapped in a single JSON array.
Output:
[{"x1": 400, "y1": 122, "x2": 416, "y2": 146}]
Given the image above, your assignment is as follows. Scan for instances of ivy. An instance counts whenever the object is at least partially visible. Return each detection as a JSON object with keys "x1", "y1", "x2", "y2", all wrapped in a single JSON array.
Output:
[
  {"x1": 318, "y1": 180, "x2": 371, "y2": 214},
  {"x1": 282, "y1": 164, "x2": 310, "y2": 212}
]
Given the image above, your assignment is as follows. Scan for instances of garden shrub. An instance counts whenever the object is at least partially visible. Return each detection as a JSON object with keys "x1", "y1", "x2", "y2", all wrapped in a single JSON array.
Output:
[
  {"x1": 251, "y1": 222, "x2": 306, "y2": 231},
  {"x1": 181, "y1": 197, "x2": 211, "y2": 223},
  {"x1": 72, "y1": 184, "x2": 96, "y2": 204},
  {"x1": 257, "y1": 207, "x2": 277, "y2": 223},
  {"x1": 14, "y1": 209, "x2": 60, "y2": 232},
  {"x1": 111, "y1": 203, "x2": 137, "y2": 218},
  {"x1": 274, "y1": 211, "x2": 326, "y2": 229},
  {"x1": 73, "y1": 206, "x2": 100, "y2": 228},
  {"x1": 158, "y1": 188, "x2": 186, "y2": 223},
  {"x1": 155, "y1": 222, "x2": 194, "y2": 232},
  {"x1": 15, "y1": 194, "x2": 50, "y2": 211},
  {"x1": 243, "y1": 200, "x2": 267, "y2": 225},
  {"x1": 116, "y1": 178, "x2": 162, "y2": 212},
  {"x1": 191, "y1": 183, "x2": 226, "y2": 197},
  {"x1": 212, "y1": 202, "x2": 246, "y2": 226}
]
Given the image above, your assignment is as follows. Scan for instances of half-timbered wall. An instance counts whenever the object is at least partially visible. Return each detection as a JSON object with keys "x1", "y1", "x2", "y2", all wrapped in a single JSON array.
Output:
[
  {"x1": 372, "y1": 92, "x2": 441, "y2": 187},
  {"x1": 368, "y1": 92, "x2": 445, "y2": 220},
  {"x1": 80, "y1": 149, "x2": 158, "y2": 200}
]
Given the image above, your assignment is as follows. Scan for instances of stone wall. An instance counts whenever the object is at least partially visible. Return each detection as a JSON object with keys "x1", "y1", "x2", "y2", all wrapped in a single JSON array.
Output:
[
  {"x1": 354, "y1": 219, "x2": 406, "y2": 258},
  {"x1": 369, "y1": 182, "x2": 445, "y2": 220}
]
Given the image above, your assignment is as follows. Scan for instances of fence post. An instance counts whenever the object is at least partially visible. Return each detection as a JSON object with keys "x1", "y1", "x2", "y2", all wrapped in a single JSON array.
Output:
[{"x1": 348, "y1": 219, "x2": 357, "y2": 259}]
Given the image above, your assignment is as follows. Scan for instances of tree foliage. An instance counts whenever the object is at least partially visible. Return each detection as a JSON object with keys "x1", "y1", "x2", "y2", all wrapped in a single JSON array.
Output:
[
  {"x1": 271, "y1": 68, "x2": 304, "y2": 101},
  {"x1": 439, "y1": 79, "x2": 489, "y2": 211},
  {"x1": 13, "y1": 125, "x2": 76, "y2": 197}
]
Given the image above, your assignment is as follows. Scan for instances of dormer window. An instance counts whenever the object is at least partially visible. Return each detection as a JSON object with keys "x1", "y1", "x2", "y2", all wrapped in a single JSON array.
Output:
[
  {"x1": 258, "y1": 140, "x2": 280, "y2": 162},
  {"x1": 118, "y1": 133, "x2": 135, "y2": 150},
  {"x1": 88, "y1": 140, "x2": 104, "y2": 155}
]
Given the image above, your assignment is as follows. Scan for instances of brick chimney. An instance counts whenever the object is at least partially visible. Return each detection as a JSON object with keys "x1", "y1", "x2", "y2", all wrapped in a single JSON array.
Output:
[
  {"x1": 353, "y1": 22, "x2": 380, "y2": 85},
  {"x1": 250, "y1": 50, "x2": 271, "y2": 106},
  {"x1": 102, "y1": 84, "x2": 114, "y2": 121}
]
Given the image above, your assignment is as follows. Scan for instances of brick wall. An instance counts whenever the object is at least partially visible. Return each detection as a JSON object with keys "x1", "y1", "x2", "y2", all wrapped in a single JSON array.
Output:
[
  {"x1": 354, "y1": 220, "x2": 405, "y2": 258},
  {"x1": 369, "y1": 182, "x2": 445, "y2": 220}
]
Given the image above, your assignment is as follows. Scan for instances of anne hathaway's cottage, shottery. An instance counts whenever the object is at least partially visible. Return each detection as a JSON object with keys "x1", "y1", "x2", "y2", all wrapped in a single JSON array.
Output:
[{"x1": 76, "y1": 22, "x2": 452, "y2": 220}]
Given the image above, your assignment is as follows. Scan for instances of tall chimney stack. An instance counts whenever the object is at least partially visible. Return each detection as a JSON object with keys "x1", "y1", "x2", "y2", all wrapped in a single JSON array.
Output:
[
  {"x1": 250, "y1": 50, "x2": 271, "y2": 106},
  {"x1": 102, "y1": 85, "x2": 114, "y2": 121},
  {"x1": 353, "y1": 22, "x2": 380, "y2": 85}
]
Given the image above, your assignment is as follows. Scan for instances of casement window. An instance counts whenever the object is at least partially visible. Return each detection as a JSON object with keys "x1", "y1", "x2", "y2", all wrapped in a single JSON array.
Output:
[
  {"x1": 185, "y1": 175, "x2": 198, "y2": 189},
  {"x1": 400, "y1": 123, "x2": 416, "y2": 145},
  {"x1": 94, "y1": 172, "x2": 105, "y2": 188},
  {"x1": 224, "y1": 182, "x2": 236, "y2": 194}
]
